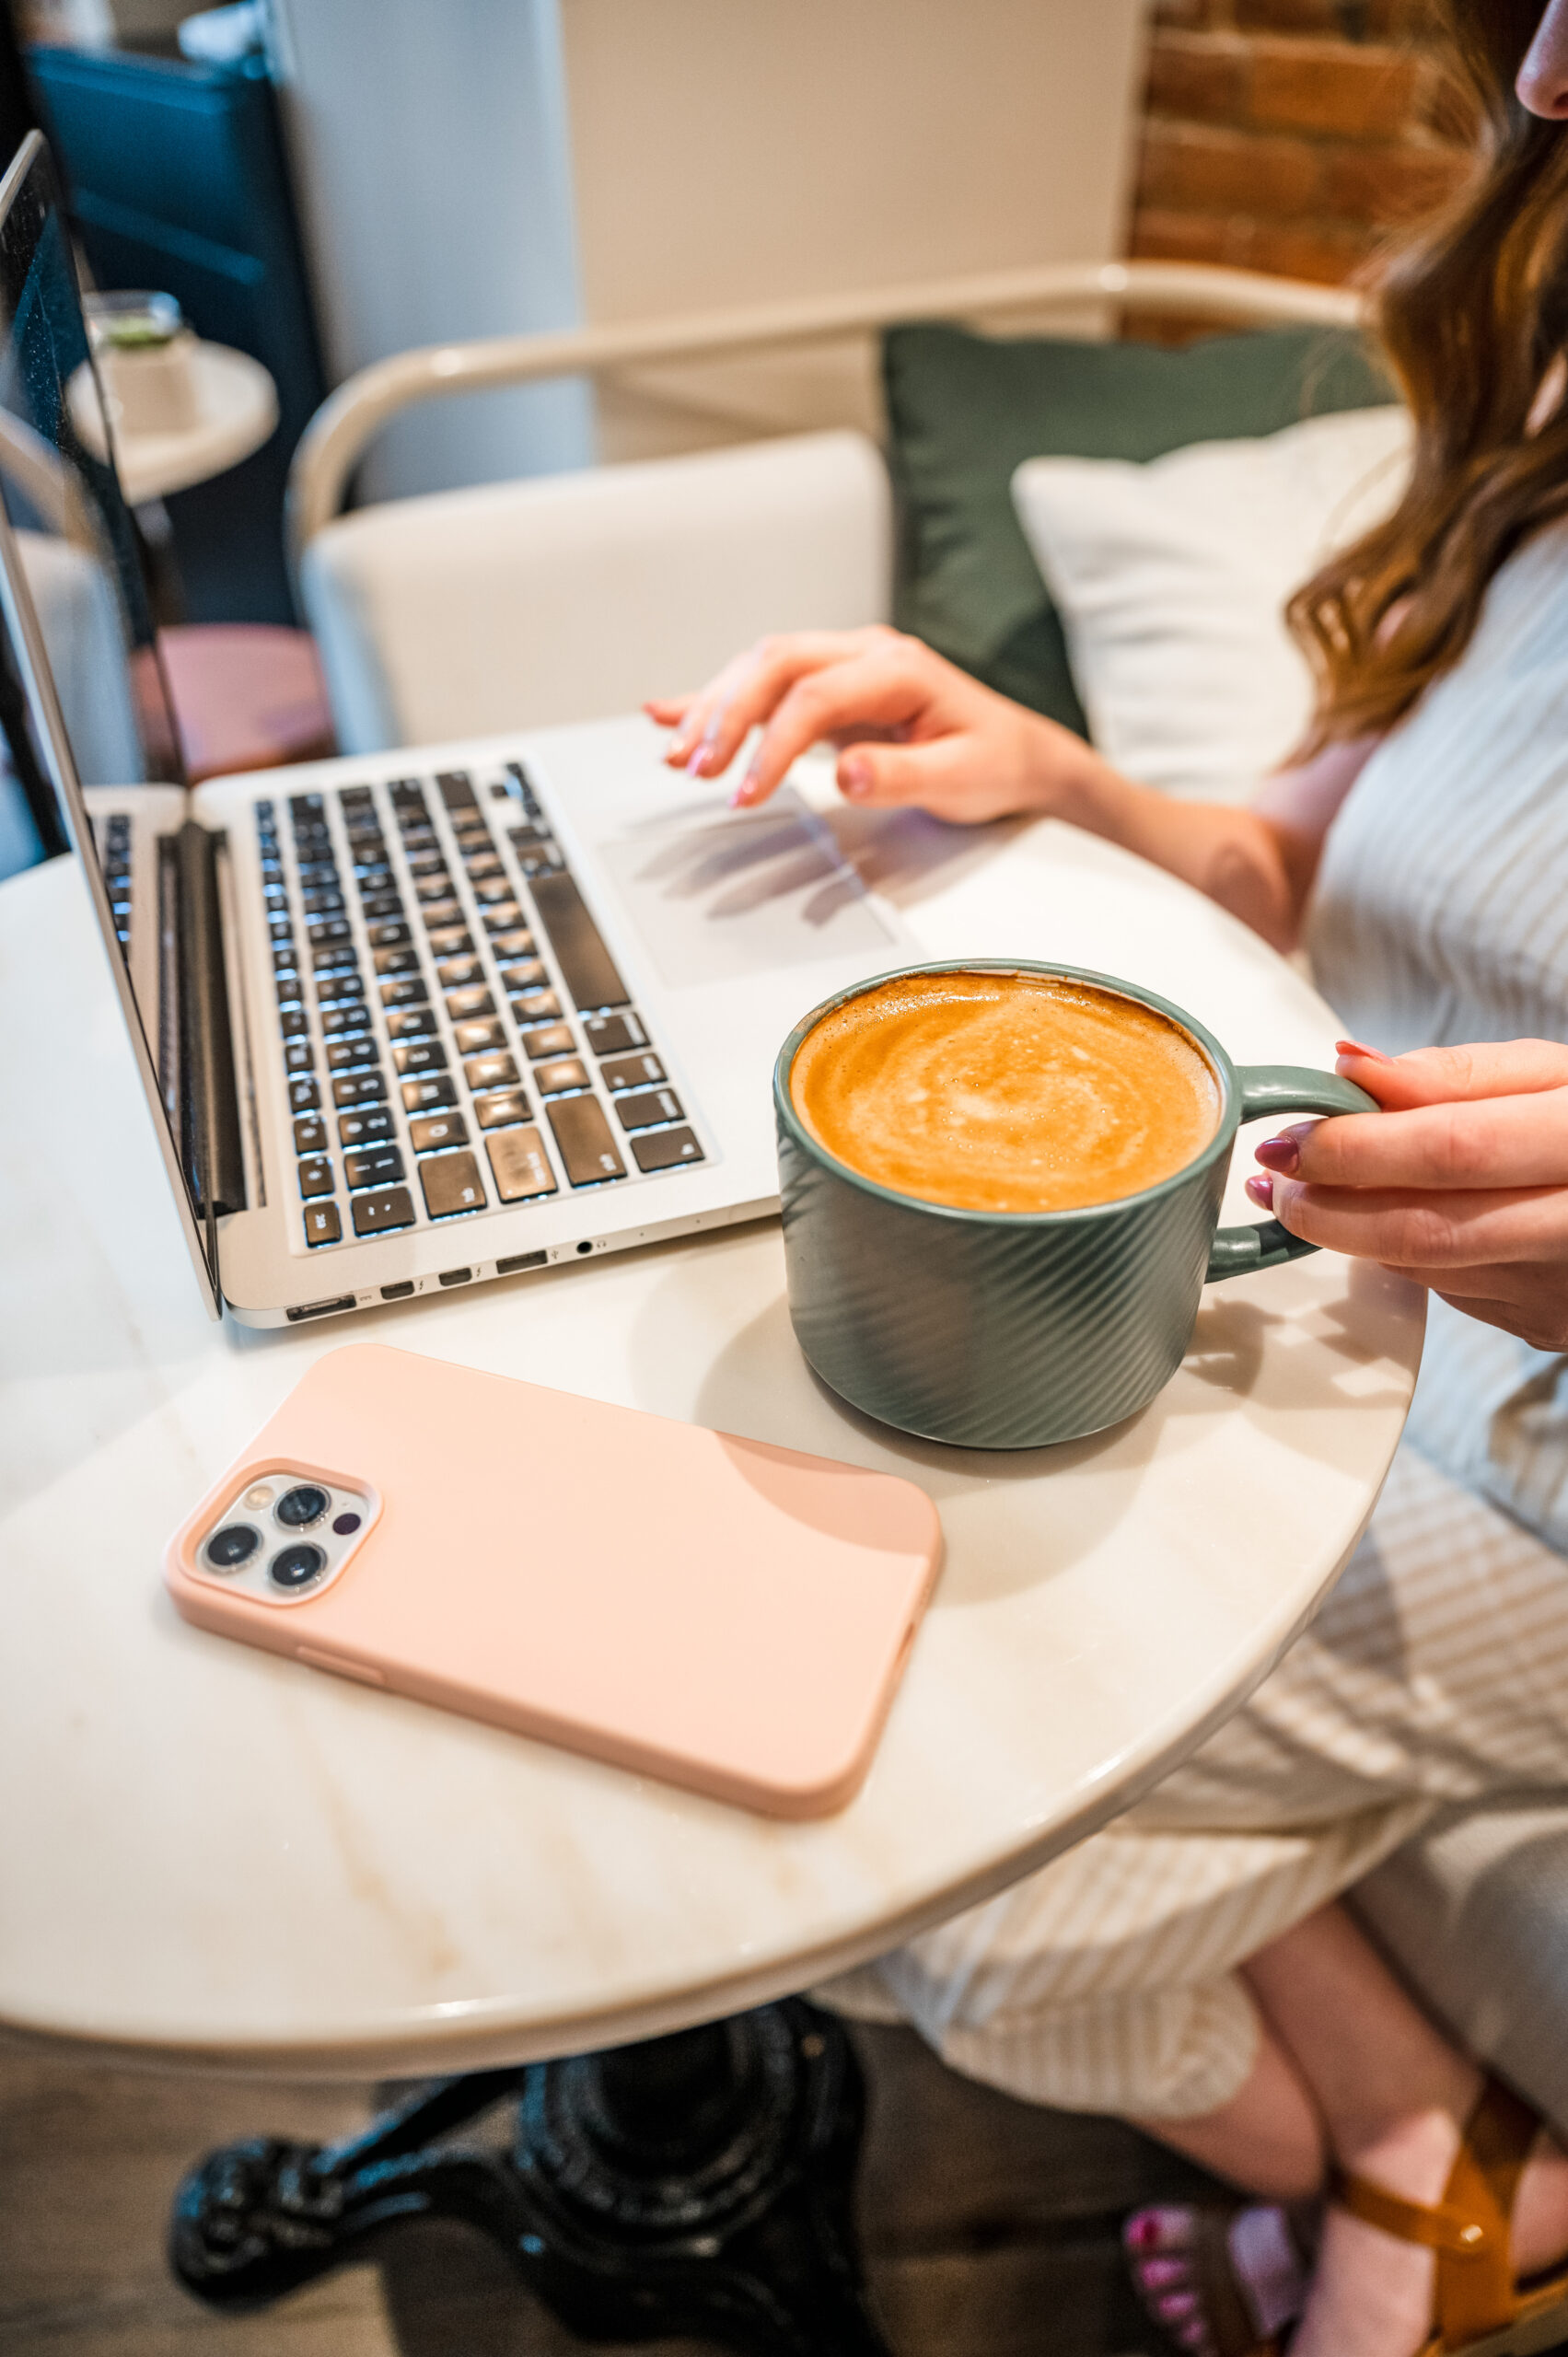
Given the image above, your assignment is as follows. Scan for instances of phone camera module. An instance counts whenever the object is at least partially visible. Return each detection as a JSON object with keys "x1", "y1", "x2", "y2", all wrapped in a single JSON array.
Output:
[
  {"x1": 205, "y1": 1523, "x2": 261, "y2": 1572},
  {"x1": 271, "y1": 1541, "x2": 327, "y2": 1590},
  {"x1": 275, "y1": 1483, "x2": 330, "y2": 1531}
]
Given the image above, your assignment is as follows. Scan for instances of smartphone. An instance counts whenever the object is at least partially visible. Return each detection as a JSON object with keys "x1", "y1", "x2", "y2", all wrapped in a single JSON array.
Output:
[{"x1": 164, "y1": 1343, "x2": 942, "y2": 1817}]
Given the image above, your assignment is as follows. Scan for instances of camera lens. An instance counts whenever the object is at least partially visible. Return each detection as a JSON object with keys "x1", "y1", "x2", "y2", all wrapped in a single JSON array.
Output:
[
  {"x1": 270, "y1": 1541, "x2": 327, "y2": 1589},
  {"x1": 205, "y1": 1524, "x2": 261, "y2": 1571},
  {"x1": 275, "y1": 1484, "x2": 330, "y2": 1530}
]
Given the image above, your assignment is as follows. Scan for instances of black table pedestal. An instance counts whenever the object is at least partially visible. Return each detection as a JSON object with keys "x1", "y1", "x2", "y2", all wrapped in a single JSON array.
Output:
[{"x1": 169, "y1": 1997, "x2": 891, "y2": 2354}]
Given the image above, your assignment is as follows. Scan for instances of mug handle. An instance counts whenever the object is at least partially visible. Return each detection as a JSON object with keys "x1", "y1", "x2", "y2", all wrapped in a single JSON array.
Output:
[{"x1": 1205, "y1": 1066, "x2": 1380, "y2": 1283}]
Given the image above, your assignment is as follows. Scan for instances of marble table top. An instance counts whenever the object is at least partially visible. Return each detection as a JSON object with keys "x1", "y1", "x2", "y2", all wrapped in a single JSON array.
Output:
[{"x1": 0, "y1": 781, "x2": 1423, "y2": 2077}]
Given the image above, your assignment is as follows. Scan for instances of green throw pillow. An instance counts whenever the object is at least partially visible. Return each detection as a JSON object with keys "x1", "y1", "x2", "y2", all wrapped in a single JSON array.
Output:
[{"x1": 882, "y1": 321, "x2": 1397, "y2": 737}]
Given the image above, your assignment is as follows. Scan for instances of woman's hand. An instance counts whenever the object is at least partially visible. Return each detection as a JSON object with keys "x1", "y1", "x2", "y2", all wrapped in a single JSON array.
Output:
[
  {"x1": 1248, "y1": 1039, "x2": 1568, "y2": 1349},
  {"x1": 645, "y1": 626, "x2": 1090, "y2": 825}
]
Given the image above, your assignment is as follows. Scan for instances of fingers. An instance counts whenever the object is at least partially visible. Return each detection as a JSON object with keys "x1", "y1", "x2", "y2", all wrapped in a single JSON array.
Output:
[
  {"x1": 1254, "y1": 1087, "x2": 1568, "y2": 1191},
  {"x1": 1335, "y1": 1038, "x2": 1568, "y2": 1109},
  {"x1": 727, "y1": 648, "x2": 938, "y2": 808},
  {"x1": 1258, "y1": 1174, "x2": 1568, "y2": 1268},
  {"x1": 656, "y1": 629, "x2": 901, "y2": 781}
]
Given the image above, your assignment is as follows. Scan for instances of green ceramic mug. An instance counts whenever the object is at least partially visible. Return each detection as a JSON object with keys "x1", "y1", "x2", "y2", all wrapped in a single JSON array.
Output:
[{"x1": 773, "y1": 959, "x2": 1377, "y2": 1449}]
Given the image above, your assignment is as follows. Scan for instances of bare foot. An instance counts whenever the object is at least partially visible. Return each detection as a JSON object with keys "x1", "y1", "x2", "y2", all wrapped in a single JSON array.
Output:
[{"x1": 1124, "y1": 2201, "x2": 1310, "y2": 2354}]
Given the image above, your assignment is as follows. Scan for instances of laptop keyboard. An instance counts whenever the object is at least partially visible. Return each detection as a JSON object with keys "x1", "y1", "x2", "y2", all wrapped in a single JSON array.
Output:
[
  {"x1": 96, "y1": 810, "x2": 133, "y2": 956},
  {"x1": 260, "y1": 763, "x2": 704, "y2": 1252}
]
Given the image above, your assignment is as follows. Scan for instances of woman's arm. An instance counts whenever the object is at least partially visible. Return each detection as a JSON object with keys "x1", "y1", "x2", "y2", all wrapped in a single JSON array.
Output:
[{"x1": 647, "y1": 628, "x2": 1377, "y2": 953}]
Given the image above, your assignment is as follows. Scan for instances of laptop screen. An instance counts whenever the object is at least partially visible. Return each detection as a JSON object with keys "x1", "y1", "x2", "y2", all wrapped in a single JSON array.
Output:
[{"x1": 0, "y1": 133, "x2": 222, "y2": 1315}]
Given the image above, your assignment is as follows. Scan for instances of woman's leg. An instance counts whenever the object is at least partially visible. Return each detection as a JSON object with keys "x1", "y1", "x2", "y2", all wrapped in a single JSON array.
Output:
[{"x1": 1132, "y1": 1900, "x2": 1568, "y2": 2357}]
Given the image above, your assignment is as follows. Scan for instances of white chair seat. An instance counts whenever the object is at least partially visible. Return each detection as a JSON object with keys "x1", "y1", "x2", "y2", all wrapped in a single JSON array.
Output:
[{"x1": 301, "y1": 427, "x2": 891, "y2": 755}]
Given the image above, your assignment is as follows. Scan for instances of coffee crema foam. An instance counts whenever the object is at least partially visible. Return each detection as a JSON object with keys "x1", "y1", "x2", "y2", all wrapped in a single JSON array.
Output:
[{"x1": 789, "y1": 971, "x2": 1222, "y2": 1213}]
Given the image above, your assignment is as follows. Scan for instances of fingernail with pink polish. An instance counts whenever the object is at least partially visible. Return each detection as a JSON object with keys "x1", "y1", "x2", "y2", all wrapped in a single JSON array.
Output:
[
  {"x1": 1253, "y1": 1133, "x2": 1299, "y2": 1174},
  {"x1": 1335, "y1": 1038, "x2": 1391, "y2": 1063},
  {"x1": 1246, "y1": 1174, "x2": 1275, "y2": 1208},
  {"x1": 729, "y1": 774, "x2": 759, "y2": 809},
  {"x1": 841, "y1": 757, "x2": 872, "y2": 800}
]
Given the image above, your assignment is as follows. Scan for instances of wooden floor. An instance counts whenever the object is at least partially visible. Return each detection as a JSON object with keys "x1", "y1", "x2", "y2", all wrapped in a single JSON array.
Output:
[{"x1": 0, "y1": 2020, "x2": 1227, "y2": 2357}]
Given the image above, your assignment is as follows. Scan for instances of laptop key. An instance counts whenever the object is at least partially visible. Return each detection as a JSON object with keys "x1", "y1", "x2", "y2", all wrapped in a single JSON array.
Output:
[
  {"x1": 351, "y1": 1187, "x2": 416, "y2": 1238},
  {"x1": 482, "y1": 901, "x2": 526, "y2": 934},
  {"x1": 289, "y1": 1077, "x2": 320, "y2": 1113},
  {"x1": 615, "y1": 1086, "x2": 685, "y2": 1132},
  {"x1": 472, "y1": 874, "x2": 517, "y2": 904},
  {"x1": 409, "y1": 1110, "x2": 469, "y2": 1154},
  {"x1": 529, "y1": 870, "x2": 630, "y2": 1012},
  {"x1": 385, "y1": 1006, "x2": 437, "y2": 1039},
  {"x1": 453, "y1": 1016, "x2": 505, "y2": 1055},
  {"x1": 359, "y1": 891, "x2": 405, "y2": 920},
  {"x1": 304, "y1": 1202, "x2": 343, "y2": 1246},
  {"x1": 374, "y1": 945, "x2": 420, "y2": 975},
  {"x1": 393, "y1": 1039, "x2": 448, "y2": 1076},
  {"x1": 401, "y1": 1074, "x2": 458, "y2": 1114},
  {"x1": 280, "y1": 1006, "x2": 308, "y2": 1038},
  {"x1": 308, "y1": 915, "x2": 352, "y2": 946},
  {"x1": 497, "y1": 958, "x2": 547, "y2": 993},
  {"x1": 298, "y1": 1156, "x2": 334, "y2": 1198},
  {"x1": 343, "y1": 1144, "x2": 405, "y2": 1190},
  {"x1": 486, "y1": 1126, "x2": 556, "y2": 1202},
  {"x1": 533, "y1": 1057, "x2": 589, "y2": 1097},
  {"x1": 600, "y1": 1051, "x2": 667, "y2": 1093},
  {"x1": 366, "y1": 920, "x2": 412, "y2": 949},
  {"x1": 584, "y1": 1011, "x2": 648, "y2": 1058},
  {"x1": 463, "y1": 1051, "x2": 518, "y2": 1092},
  {"x1": 420, "y1": 1151, "x2": 486, "y2": 1219},
  {"x1": 338, "y1": 1107, "x2": 396, "y2": 1147},
  {"x1": 327, "y1": 1039, "x2": 377, "y2": 1074},
  {"x1": 320, "y1": 1004, "x2": 371, "y2": 1039},
  {"x1": 435, "y1": 954, "x2": 482, "y2": 989},
  {"x1": 380, "y1": 976, "x2": 429, "y2": 1008},
  {"x1": 445, "y1": 986, "x2": 495, "y2": 1021},
  {"x1": 425, "y1": 923, "x2": 473, "y2": 958},
  {"x1": 462, "y1": 850, "x2": 503, "y2": 880},
  {"x1": 509, "y1": 990, "x2": 562, "y2": 1024},
  {"x1": 488, "y1": 927, "x2": 535, "y2": 958},
  {"x1": 519, "y1": 1022, "x2": 575, "y2": 1062},
  {"x1": 631, "y1": 1124, "x2": 704, "y2": 1174},
  {"x1": 319, "y1": 970, "x2": 366, "y2": 1004},
  {"x1": 548, "y1": 1095, "x2": 626, "y2": 1187},
  {"x1": 473, "y1": 1087, "x2": 531, "y2": 1130},
  {"x1": 294, "y1": 1115, "x2": 328, "y2": 1155},
  {"x1": 419, "y1": 897, "x2": 463, "y2": 928},
  {"x1": 333, "y1": 1071, "x2": 388, "y2": 1109}
]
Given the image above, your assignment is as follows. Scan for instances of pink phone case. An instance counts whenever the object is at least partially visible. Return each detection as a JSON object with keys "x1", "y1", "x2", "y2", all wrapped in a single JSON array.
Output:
[{"x1": 164, "y1": 1343, "x2": 943, "y2": 1817}]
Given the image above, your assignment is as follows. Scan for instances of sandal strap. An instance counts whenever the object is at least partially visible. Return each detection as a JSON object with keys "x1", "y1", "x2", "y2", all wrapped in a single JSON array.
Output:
[{"x1": 1331, "y1": 2075, "x2": 1539, "y2": 2349}]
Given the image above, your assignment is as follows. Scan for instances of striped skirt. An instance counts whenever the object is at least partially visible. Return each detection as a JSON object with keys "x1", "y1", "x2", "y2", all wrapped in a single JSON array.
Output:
[{"x1": 821, "y1": 1442, "x2": 1568, "y2": 2118}]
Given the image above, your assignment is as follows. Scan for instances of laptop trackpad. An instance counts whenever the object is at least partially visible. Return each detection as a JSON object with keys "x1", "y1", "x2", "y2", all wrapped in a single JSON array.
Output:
[{"x1": 596, "y1": 788, "x2": 895, "y2": 990}]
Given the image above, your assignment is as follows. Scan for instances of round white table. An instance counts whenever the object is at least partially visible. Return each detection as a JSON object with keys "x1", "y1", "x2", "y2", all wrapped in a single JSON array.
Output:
[
  {"x1": 0, "y1": 810, "x2": 1423, "y2": 2084},
  {"x1": 68, "y1": 341, "x2": 278, "y2": 504}
]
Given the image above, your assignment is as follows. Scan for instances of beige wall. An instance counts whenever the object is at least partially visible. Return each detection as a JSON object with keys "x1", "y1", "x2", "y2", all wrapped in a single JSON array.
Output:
[{"x1": 562, "y1": 0, "x2": 1151, "y2": 461}]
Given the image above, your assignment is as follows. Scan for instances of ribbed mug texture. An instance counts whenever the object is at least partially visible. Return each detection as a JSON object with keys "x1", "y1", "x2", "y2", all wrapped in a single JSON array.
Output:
[{"x1": 774, "y1": 962, "x2": 1244, "y2": 1450}]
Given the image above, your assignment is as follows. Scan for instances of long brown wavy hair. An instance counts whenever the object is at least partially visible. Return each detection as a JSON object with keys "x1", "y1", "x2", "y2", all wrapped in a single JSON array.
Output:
[{"x1": 1289, "y1": 0, "x2": 1568, "y2": 746}]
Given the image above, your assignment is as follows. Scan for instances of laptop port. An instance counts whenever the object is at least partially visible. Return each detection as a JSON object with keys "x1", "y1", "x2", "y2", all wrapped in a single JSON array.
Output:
[
  {"x1": 437, "y1": 1267, "x2": 471, "y2": 1287},
  {"x1": 285, "y1": 1294, "x2": 356, "y2": 1323},
  {"x1": 496, "y1": 1249, "x2": 548, "y2": 1275},
  {"x1": 380, "y1": 1281, "x2": 415, "y2": 1301}
]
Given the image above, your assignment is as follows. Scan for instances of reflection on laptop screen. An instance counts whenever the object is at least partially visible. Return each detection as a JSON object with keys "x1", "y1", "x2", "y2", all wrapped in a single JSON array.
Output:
[
  {"x1": 0, "y1": 134, "x2": 226, "y2": 1312},
  {"x1": 0, "y1": 145, "x2": 180, "y2": 795}
]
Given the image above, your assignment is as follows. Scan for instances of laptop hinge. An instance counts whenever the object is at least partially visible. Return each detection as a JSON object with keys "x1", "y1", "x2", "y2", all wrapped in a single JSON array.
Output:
[{"x1": 176, "y1": 818, "x2": 247, "y2": 1230}]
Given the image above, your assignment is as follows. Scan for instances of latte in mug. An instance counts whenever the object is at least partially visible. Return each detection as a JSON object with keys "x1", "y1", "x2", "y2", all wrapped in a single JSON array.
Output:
[{"x1": 788, "y1": 970, "x2": 1223, "y2": 1213}]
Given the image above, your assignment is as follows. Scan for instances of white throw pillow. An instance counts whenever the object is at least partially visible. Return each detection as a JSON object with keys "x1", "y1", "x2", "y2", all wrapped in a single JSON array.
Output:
[{"x1": 1011, "y1": 405, "x2": 1412, "y2": 803}]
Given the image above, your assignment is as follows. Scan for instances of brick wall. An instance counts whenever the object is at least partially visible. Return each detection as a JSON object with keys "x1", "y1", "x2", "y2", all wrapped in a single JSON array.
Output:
[{"x1": 1130, "y1": 0, "x2": 1474, "y2": 285}]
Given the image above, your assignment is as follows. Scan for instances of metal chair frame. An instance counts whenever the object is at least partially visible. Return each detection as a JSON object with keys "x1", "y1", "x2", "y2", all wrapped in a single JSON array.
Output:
[{"x1": 285, "y1": 258, "x2": 1365, "y2": 581}]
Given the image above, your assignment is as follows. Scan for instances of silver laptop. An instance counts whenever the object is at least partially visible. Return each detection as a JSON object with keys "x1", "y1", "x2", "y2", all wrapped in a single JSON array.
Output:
[{"x1": 0, "y1": 133, "x2": 912, "y2": 1327}]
